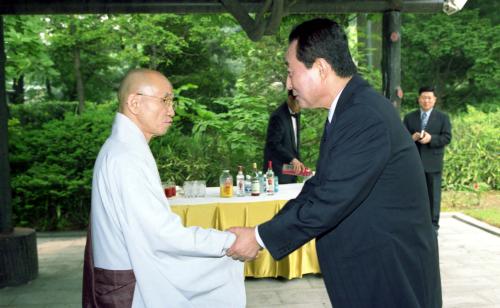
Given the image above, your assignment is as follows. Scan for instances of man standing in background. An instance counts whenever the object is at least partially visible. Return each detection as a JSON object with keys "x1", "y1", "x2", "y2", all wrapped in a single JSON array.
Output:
[
  {"x1": 263, "y1": 90, "x2": 305, "y2": 183},
  {"x1": 404, "y1": 86, "x2": 452, "y2": 233}
]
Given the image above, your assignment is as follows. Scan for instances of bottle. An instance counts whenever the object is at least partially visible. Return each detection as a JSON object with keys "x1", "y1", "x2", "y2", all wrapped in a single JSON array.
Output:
[
  {"x1": 266, "y1": 161, "x2": 275, "y2": 195},
  {"x1": 219, "y1": 170, "x2": 233, "y2": 198},
  {"x1": 251, "y1": 163, "x2": 260, "y2": 196},
  {"x1": 244, "y1": 175, "x2": 252, "y2": 195},
  {"x1": 282, "y1": 164, "x2": 313, "y2": 176},
  {"x1": 258, "y1": 171, "x2": 265, "y2": 193},
  {"x1": 304, "y1": 171, "x2": 315, "y2": 182},
  {"x1": 236, "y1": 166, "x2": 245, "y2": 197},
  {"x1": 274, "y1": 175, "x2": 279, "y2": 192}
]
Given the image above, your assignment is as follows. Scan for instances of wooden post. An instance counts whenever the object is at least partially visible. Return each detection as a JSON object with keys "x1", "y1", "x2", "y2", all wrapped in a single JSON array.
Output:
[
  {"x1": 0, "y1": 16, "x2": 11, "y2": 235},
  {"x1": 382, "y1": 10, "x2": 403, "y2": 109},
  {"x1": 0, "y1": 15, "x2": 38, "y2": 288}
]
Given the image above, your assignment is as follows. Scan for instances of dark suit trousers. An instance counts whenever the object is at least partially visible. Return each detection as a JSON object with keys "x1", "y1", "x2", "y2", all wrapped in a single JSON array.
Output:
[{"x1": 425, "y1": 172, "x2": 442, "y2": 230}]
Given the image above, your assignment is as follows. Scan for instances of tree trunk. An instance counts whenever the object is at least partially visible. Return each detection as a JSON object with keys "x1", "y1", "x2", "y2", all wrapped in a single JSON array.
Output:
[
  {"x1": 12, "y1": 75, "x2": 24, "y2": 104},
  {"x1": 73, "y1": 47, "x2": 85, "y2": 114},
  {"x1": 357, "y1": 14, "x2": 369, "y2": 69},
  {"x1": 71, "y1": 22, "x2": 85, "y2": 114},
  {"x1": 45, "y1": 78, "x2": 53, "y2": 99},
  {"x1": 150, "y1": 45, "x2": 157, "y2": 69}
]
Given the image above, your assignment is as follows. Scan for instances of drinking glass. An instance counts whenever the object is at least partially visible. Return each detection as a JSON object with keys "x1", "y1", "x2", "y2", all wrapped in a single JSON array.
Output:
[
  {"x1": 183, "y1": 181, "x2": 194, "y2": 198},
  {"x1": 162, "y1": 181, "x2": 176, "y2": 198},
  {"x1": 195, "y1": 180, "x2": 206, "y2": 197}
]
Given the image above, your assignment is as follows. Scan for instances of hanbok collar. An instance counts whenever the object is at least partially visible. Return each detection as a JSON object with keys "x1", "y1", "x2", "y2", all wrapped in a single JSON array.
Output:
[{"x1": 112, "y1": 113, "x2": 149, "y2": 149}]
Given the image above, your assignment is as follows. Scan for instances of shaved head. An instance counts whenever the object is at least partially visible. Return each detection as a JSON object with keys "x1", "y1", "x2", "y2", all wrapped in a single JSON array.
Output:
[
  {"x1": 118, "y1": 69, "x2": 171, "y2": 112},
  {"x1": 116, "y1": 68, "x2": 175, "y2": 142}
]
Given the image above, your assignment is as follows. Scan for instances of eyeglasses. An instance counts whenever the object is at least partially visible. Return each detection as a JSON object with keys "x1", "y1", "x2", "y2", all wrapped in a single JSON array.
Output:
[{"x1": 136, "y1": 93, "x2": 176, "y2": 109}]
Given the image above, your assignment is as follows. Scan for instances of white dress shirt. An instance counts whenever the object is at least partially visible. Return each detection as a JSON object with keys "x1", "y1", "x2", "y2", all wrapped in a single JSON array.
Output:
[{"x1": 288, "y1": 107, "x2": 298, "y2": 148}]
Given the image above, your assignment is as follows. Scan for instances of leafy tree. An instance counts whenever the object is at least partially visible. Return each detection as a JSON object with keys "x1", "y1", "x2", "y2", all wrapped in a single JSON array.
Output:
[
  {"x1": 4, "y1": 16, "x2": 57, "y2": 103},
  {"x1": 401, "y1": 9, "x2": 500, "y2": 111},
  {"x1": 46, "y1": 15, "x2": 122, "y2": 111}
]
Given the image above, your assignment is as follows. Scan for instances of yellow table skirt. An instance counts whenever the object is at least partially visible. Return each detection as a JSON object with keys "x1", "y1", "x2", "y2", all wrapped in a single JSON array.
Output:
[{"x1": 171, "y1": 200, "x2": 321, "y2": 279}]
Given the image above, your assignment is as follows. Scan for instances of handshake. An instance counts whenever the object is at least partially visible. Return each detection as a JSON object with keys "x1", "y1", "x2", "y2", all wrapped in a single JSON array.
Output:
[{"x1": 225, "y1": 227, "x2": 263, "y2": 262}]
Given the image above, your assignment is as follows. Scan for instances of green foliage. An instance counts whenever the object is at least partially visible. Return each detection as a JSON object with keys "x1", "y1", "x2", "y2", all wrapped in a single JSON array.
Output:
[
  {"x1": 9, "y1": 101, "x2": 498, "y2": 231},
  {"x1": 9, "y1": 103, "x2": 116, "y2": 230},
  {"x1": 402, "y1": 9, "x2": 500, "y2": 110},
  {"x1": 8, "y1": 101, "x2": 78, "y2": 127},
  {"x1": 46, "y1": 15, "x2": 123, "y2": 102},
  {"x1": 443, "y1": 106, "x2": 500, "y2": 191},
  {"x1": 5, "y1": 12, "x2": 499, "y2": 231},
  {"x1": 4, "y1": 16, "x2": 58, "y2": 102},
  {"x1": 153, "y1": 78, "x2": 283, "y2": 186}
]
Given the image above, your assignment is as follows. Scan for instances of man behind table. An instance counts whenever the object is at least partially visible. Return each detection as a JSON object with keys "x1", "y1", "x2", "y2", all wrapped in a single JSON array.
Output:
[{"x1": 263, "y1": 90, "x2": 305, "y2": 183}]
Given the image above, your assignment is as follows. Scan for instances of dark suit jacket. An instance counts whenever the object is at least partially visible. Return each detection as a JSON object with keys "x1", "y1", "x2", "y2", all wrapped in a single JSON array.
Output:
[
  {"x1": 403, "y1": 109, "x2": 452, "y2": 172},
  {"x1": 263, "y1": 102, "x2": 300, "y2": 184},
  {"x1": 259, "y1": 75, "x2": 441, "y2": 308}
]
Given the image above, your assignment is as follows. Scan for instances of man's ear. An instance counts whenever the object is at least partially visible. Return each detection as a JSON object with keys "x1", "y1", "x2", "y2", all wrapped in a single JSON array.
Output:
[
  {"x1": 125, "y1": 93, "x2": 141, "y2": 115},
  {"x1": 314, "y1": 58, "x2": 332, "y2": 81}
]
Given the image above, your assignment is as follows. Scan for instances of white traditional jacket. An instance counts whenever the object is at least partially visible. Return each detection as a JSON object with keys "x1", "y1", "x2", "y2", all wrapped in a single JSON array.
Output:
[{"x1": 91, "y1": 113, "x2": 245, "y2": 307}]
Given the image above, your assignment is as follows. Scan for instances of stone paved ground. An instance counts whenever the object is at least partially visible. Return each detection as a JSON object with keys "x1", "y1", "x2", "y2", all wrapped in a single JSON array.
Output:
[{"x1": 1, "y1": 213, "x2": 499, "y2": 308}]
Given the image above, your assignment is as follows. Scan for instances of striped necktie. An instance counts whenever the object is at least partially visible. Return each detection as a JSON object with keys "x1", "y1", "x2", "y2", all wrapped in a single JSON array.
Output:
[{"x1": 421, "y1": 112, "x2": 428, "y2": 130}]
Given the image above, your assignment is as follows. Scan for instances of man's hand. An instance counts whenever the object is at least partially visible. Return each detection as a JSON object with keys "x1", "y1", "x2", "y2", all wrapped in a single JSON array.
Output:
[
  {"x1": 411, "y1": 132, "x2": 421, "y2": 141},
  {"x1": 290, "y1": 158, "x2": 305, "y2": 174},
  {"x1": 418, "y1": 131, "x2": 432, "y2": 144},
  {"x1": 226, "y1": 227, "x2": 262, "y2": 261}
]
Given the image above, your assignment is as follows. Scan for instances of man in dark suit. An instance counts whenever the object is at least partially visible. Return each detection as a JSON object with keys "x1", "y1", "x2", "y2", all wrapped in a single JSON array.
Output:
[
  {"x1": 263, "y1": 90, "x2": 305, "y2": 184},
  {"x1": 404, "y1": 87, "x2": 452, "y2": 232},
  {"x1": 227, "y1": 18, "x2": 442, "y2": 308}
]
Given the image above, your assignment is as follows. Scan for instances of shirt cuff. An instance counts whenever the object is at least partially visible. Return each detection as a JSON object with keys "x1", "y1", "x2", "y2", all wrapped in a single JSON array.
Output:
[
  {"x1": 255, "y1": 225, "x2": 266, "y2": 249},
  {"x1": 222, "y1": 231, "x2": 236, "y2": 254}
]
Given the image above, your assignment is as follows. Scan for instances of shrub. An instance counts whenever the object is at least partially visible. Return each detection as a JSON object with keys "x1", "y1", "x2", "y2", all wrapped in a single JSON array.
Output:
[
  {"x1": 7, "y1": 101, "x2": 498, "y2": 230},
  {"x1": 9, "y1": 103, "x2": 115, "y2": 230},
  {"x1": 443, "y1": 106, "x2": 499, "y2": 190}
]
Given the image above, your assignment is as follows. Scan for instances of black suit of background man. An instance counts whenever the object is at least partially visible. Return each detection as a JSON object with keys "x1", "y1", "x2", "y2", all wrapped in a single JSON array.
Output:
[
  {"x1": 404, "y1": 86, "x2": 452, "y2": 231},
  {"x1": 263, "y1": 93, "x2": 303, "y2": 184}
]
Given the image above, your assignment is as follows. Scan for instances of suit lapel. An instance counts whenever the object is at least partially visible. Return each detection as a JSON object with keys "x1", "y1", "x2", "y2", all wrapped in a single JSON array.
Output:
[
  {"x1": 321, "y1": 75, "x2": 369, "y2": 143},
  {"x1": 316, "y1": 75, "x2": 370, "y2": 175},
  {"x1": 411, "y1": 111, "x2": 421, "y2": 132},
  {"x1": 425, "y1": 110, "x2": 437, "y2": 131}
]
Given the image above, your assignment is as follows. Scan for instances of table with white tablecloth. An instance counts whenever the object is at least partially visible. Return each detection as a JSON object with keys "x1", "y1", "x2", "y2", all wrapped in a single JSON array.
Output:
[{"x1": 168, "y1": 183, "x2": 321, "y2": 279}]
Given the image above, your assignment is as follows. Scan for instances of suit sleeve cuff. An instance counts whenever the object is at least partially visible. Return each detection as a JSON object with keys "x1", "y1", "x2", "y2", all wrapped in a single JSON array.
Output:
[{"x1": 255, "y1": 225, "x2": 266, "y2": 249}]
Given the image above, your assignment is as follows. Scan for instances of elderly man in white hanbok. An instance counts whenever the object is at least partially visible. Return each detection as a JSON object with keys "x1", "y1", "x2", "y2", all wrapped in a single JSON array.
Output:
[{"x1": 82, "y1": 69, "x2": 245, "y2": 308}]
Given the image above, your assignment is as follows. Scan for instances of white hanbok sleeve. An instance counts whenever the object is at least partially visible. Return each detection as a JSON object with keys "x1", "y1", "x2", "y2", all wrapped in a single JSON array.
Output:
[
  {"x1": 110, "y1": 154, "x2": 234, "y2": 258},
  {"x1": 109, "y1": 154, "x2": 246, "y2": 307}
]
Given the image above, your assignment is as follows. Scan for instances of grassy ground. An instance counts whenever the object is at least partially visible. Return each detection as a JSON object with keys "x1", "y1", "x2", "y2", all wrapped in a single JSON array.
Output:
[{"x1": 442, "y1": 190, "x2": 500, "y2": 227}]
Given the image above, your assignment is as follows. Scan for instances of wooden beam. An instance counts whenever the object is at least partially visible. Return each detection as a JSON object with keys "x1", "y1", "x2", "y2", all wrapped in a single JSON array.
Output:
[{"x1": 0, "y1": 0, "x2": 445, "y2": 15}]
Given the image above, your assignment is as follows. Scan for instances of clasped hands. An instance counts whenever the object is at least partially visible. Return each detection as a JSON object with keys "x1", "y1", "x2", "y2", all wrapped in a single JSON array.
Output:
[
  {"x1": 226, "y1": 227, "x2": 262, "y2": 262},
  {"x1": 411, "y1": 131, "x2": 432, "y2": 144}
]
